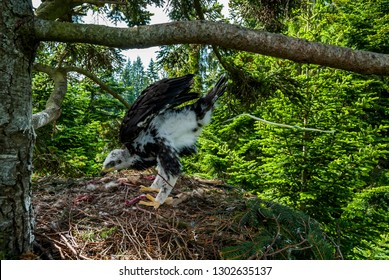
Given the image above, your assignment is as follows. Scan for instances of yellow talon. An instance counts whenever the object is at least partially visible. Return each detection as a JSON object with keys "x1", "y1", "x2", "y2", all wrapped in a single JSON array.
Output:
[
  {"x1": 139, "y1": 186, "x2": 160, "y2": 193},
  {"x1": 138, "y1": 194, "x2": 174, "y2": 209},
  {"x1": 164, "y1": 197, "x2": 174, "y2": 205},
  {"x1": 145, "y1": 193, "x2": 156, "y2": 201},
  {"x1": 139, "y1": 194, "x2": 161, "y2": 209}
]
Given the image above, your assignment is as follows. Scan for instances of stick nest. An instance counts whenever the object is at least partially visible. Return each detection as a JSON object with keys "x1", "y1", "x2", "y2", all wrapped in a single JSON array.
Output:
[{"x1": 32, "y1": 171, "x2": 248, "y2": 260}]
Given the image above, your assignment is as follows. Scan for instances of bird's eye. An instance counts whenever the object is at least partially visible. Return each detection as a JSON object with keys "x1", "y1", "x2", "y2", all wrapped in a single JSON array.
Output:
[
  {"x1": 117, "y1": 160, "x2": 122, "y2": 164},
  {"x1": 106, "y1": 161, "x2": 116, "y2": 168}
]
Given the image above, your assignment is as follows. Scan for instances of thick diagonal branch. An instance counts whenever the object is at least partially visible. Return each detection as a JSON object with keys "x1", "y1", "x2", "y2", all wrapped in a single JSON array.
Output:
[
  {"x1": 34, "y1": 19, "x2": 389, "y2": 76},
  {"x1": 32, "y1": 64, "x2": 130, "y2": 129},
  {"x1": 32, "y1": 64, "x2": 67, "y2": 129}
]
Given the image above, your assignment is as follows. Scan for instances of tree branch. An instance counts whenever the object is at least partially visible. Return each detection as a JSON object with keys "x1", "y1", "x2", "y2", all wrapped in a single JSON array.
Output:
[
  {"x1": 74, "y1": 0, "x2": 127, "y2": 6},
  {"x1": 64, "y1": 66, "x2": 131, "y2": 109},
  {"x1": 32, "y1": 63, "x2": 130, "y2": 129},
  {"x1": 227, "y1": 113, "x2": 336, "y2": 133},
  {"x1": 33, "y1": 19, "x2": 389, "y2": 76},
  {"x1": 32, "y1": 64, "x2": 67, "y2": 129},
  {"x1": 35, "y1": 0, "x2": 129, "y2": 20},
  {"x1": 35, "y1": 0, "x2": 77, "y2": 20}
]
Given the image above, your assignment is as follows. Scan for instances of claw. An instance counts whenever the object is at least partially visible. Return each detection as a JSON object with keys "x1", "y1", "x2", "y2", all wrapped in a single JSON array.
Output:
[
  {"x1": 164, "y1": 197, "x2": 174, "y2": 205},
  {"x1": 139, "y1": 194, "x2": 161, "y2": 209},
  {"x1": 138, "y1": 194, "x2": 174, "y2": 209},
  {"x1": 139, "y1": 185, "x2": 160, "y2": 193}
]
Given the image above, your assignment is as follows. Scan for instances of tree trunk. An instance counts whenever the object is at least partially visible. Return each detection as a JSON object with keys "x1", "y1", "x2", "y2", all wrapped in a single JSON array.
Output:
[{"x1": 0, "y1": 0, "x2": 37, "y2": 258}]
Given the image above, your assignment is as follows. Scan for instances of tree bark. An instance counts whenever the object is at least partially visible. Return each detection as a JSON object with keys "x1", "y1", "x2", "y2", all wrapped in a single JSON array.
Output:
[
  {"x1": 0, "y1": 0, "x2": 37, "y2": 258},
  {"x1": 34, "y1": 19, "x2": 389, "y2": 76}
]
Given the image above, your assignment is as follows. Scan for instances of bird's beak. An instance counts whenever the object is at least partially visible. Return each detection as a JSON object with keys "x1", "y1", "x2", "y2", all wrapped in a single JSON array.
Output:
[{"x1": 100, "y1": 167, "x2": 114, "y2": 176}]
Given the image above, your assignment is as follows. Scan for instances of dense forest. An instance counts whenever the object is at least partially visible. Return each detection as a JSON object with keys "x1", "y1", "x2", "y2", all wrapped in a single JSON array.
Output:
[{"x1": 1, "y1": 0, "x2": 388, "y2": 259}]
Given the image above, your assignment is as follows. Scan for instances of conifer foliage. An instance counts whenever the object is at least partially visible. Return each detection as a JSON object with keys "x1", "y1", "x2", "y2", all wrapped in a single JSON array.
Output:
[{"x1": 221, "y1": 198, "x2": 334, "y2": 260}]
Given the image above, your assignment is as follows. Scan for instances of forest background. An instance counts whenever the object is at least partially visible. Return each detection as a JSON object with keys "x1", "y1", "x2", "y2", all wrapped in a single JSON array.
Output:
[{"x1": 30, "y1": 0, "x2": 389, "y2": 260}]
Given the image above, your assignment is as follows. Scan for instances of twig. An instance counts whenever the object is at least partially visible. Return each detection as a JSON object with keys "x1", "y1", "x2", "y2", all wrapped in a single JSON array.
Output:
[
  {"x1": 226, "y1": 113, "x2": 336, "y2": 134},
  {"x1": 265, "y1": 240, "x2": 312, "y2": 258},
  {"x1": 136, "y1": 205, "x2": 166, "y2": 220},
  {"x1": 53, "y1": 243, "x2": 65, "y2": 259},
  {"x1": 32, "y1": 239, "x2": 54, "y2": 260},
  {"x1": 263, "y1": 214, "x2": 282, "y2": 258},
  {"x1": 59, "y1": 233, "x2": 78, "y2": 258},
  {"x1": 115, "y1": 217, "x2": 143, "y2": 259},
  {"x1": 147, "y1": 221, "x2": 162, "y2": 259}
]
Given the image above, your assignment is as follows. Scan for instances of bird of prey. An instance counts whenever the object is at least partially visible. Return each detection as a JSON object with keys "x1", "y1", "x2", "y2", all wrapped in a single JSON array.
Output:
[{"x1": 101, "y1": 74, "x2": 228, "y2": 208}]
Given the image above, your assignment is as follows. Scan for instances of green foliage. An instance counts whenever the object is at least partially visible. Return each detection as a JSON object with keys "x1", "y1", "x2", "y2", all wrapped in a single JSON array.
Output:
[
  {"x1": 88, "y1": 0, "x2": 164, "y2": 27},
  {"x1": 191, "y1": 65, "x2": 389, "y2": 260},
  {"x1": 166, "y1": 0, "x2": 225, "y2": 21},
  {"x1": 156, "y1": 0, "x2": 226, "y2": 86},
  {"x1": 333, "y1": 0, "x2": 389, "y2": 53},
  {"x1": 183, "y1": 0, "x2": 389, "y2": 260},
  {"x1": 352, "y1": 234, "x2": 389, "y2": 260},
  {"x1": 33, "y1": 79, "x2": 125, "y2": 177},
  {"x1": 229, "y1": 0, "x2": 303, "y2": 32},
  {"x1": 221, "y1": 198, "x2": 335, "y2": 259},
  {"x1": 340, "y1": 186, "x2": 389, "y2": 259},
  {"x1": 121, "y1": 57, "x2": 150, "y2": 103},
  {"x1": 36, "y1": 42, "x2": 124, "y2": 73},
  {"x1": 78, "y1": 226, "x2": 118, "y2": 242},
  {"x1": 147, "y1": 59, "x2": 161, "y2": 82}
]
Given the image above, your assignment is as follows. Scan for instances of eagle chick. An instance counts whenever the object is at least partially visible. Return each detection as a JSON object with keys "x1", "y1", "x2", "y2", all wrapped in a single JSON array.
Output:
[{"x1": 101, "y1": 74, "x2": 228, "y2": 208}]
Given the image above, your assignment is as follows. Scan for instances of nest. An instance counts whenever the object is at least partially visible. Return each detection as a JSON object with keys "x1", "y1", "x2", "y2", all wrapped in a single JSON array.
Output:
[{"x1": 32, "y1": 171, "x2": 247, "y2": 260}]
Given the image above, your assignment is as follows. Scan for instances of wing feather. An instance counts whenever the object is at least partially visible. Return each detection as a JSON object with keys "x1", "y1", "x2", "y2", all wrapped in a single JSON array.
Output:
[{"x1": 120, "y1": 74, "x2": 198, "y2": 149}]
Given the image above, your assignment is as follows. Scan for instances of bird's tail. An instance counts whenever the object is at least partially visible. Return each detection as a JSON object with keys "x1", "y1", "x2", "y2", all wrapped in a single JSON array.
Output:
[
  {"x1": 189, "y1": 75, "x2": 227, "y2": 120},
  {"x1": 203, "y1": 75, "x2": 228, "y2": 108}
]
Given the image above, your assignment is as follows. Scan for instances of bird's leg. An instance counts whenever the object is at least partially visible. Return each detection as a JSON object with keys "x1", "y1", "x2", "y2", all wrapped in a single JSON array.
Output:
[
  {"x1": 138, "y1": 174, "x2": 177, "y2": 209},
  {"x1": 139, "y1": 168, "x2": 163, "y2": 193},
  {"x1": 154, "y1": 174, "x2": 177, "y2": 206},
  {"x1": 139, "y1": 145, "x2": 180, "y2": 209},
  {"x1": 139, "y1": 171, "x2": 177, "y2": 209},
  {"x1": 150, "y1": 165, "x2": 162, "y2": 189}
]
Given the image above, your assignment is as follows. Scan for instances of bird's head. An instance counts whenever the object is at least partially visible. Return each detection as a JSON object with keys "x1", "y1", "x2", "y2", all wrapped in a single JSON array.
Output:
[{"x1": 100, "y1": 149, "x2": 134, "y2": 176}]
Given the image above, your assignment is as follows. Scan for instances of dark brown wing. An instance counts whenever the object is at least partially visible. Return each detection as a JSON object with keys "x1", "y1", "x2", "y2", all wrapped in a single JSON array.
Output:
[{"x1": 120, "y1": 74, "x2": 199, "y2": 148}]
